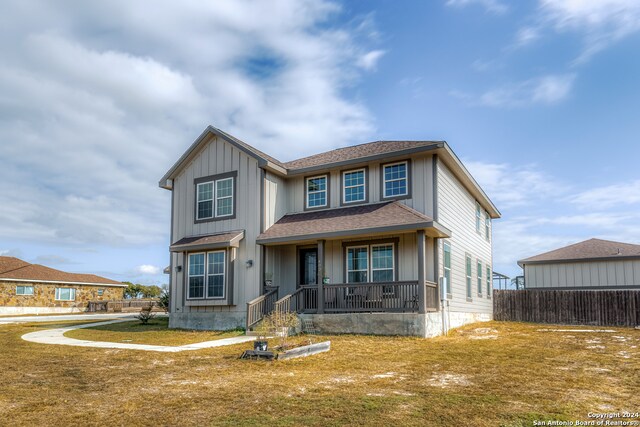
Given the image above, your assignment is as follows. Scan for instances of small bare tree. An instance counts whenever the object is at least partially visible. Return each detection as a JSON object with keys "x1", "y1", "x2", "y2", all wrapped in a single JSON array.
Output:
[{"x1": 257, "y1": 310, "x2": 300, "y2": 350}]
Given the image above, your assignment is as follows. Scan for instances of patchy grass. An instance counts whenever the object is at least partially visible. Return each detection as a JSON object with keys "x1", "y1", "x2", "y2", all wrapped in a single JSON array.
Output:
[
  {"x1": 1, "y1": 321, "x2": 639, "y2": 426},
  {"x1": 64, "y1": 318, "x2": 244, "y2": 346}
]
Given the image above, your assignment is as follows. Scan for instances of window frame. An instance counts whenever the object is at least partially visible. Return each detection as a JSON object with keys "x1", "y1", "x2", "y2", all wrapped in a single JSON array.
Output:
[
  {"x1": 187, "y1": 250, "x2": 227, "y2": 300},
  {"x1": 465, "y1": 253, "x2": 472, "y2": 301},
  {"x1": 486, "y1": 265, "x2": 492, "y2": 299},
  {"x1": 55, "y1": 288, "x2": 76, "y2": 301},
  {"x1": 475, "y1": 202, "x2": 482, "y2": 235},
  {"x1": 341, "y1": 167, "x2": 367, "y2": 205},
  {"x1": 16, "y1": 285, "x2": 34, "y2": 296},
  {"x1": 344, "y1": 240, "x2": 398, "y2": 296},
  {"x1": 477, "y1": 259, "x2": 483, "y2": 297},
  {"x1": 305, "y1": 174, "x2": 329, "y2": 210},
  {"x1": 381, "y1": 160, "x2": 411, "y2": 200},
  {"x1": 194, "y1": 171, "x2": 237, "y2": 223},
  {"x1": 443, "y1": 241, "x2": 452, "y2": 298},
  {"x1": 485, "y1": 212, "x2": 491, "y2": 242}
]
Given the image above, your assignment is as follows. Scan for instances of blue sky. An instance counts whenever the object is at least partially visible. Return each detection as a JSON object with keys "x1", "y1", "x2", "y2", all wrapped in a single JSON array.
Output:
[{"x1": 1, "y1": 0, "x2": 639, "y2": 285}]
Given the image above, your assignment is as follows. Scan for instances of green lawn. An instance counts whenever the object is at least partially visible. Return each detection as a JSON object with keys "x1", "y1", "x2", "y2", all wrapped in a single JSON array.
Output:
[
  {"x1": 0, "y1": 320, "x2": 638, "y2": 426},
  {"x1": 64, "y1": 318, "x2": 244, "y2": 346}
]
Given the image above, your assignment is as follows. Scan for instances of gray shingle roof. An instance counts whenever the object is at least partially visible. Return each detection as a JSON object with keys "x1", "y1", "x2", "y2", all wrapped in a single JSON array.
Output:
[{"x1": 519, "y1": 238, "x2": 640, "y2": 265}]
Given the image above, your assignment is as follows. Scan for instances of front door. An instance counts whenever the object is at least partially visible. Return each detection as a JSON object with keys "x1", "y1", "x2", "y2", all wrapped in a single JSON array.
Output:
[{"x1": 299, "y1": 248, "x2": 318, "y2": 286}]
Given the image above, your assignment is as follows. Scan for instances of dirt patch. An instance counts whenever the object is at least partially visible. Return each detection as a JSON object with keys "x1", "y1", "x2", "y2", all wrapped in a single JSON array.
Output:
[{"x1": 427, "y1": 373, "x2": 472, "y2": 388}]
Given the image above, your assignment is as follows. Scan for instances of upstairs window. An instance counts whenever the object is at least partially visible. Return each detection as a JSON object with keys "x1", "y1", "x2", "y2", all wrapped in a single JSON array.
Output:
[
  {"x1": 443, "y1": 242, "x2": 452, "y2": 297},
  {"x1": 55, "y1": 288, "x2": 76, "y2": 301},
  {"x1": 383, "y1": 161, "x2": 409, "y2": 198},
  {"x1": 306, "y1": 175, "x2": 328, "y2": 209},
  {"x1": 485, "y1": 212, "x2": 491, "y2": 242},
  {"x1": 195, "y1": 172, "x2": 236, "y2": 221},
  {"x1": 343, "y1": 169, "x2": 366, "y2": 204},
  {"x1": 16, "y1": 286, "x2": 34, "y2": 295},
  {"x1": 475, "y1": 203, "x2": 482, "y2": 234}
]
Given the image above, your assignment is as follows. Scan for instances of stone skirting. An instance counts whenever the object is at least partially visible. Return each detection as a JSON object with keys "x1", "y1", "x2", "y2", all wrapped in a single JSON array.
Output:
[{"x1": 0, "y1": 281, "x2": 124, "y2": 315}]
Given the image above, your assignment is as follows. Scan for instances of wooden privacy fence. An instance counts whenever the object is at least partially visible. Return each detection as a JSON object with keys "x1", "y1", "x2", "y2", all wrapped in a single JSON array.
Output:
[
  {"x1": 493, "y1": 289, "x2": 640, "y2": 327},
  {"x1": 87, "y1": 299, "x2": 159, "y2": 313}
]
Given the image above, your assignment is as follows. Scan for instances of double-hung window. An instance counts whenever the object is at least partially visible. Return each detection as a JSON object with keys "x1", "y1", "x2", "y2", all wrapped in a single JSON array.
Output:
[
  {"x1": 477, "y1": 260, "x2": 483, "y2": 296},
  {"x1": 16, "y1": 286, "x2": 34, "y2": 295},
  {"x1": 346, "y1": 243, "x2": 396, "y2": 294},
  {"x1": 188, "y1": 251, "x2": 226, "y2": 299},
  {"x1": 486, "y1": 266, "x2": 492, "y2": 298},
  {"x1": 485, "y1": 212, "x2": 491, "y2": 242},
  {"x1": 195, "y1": 173, "x2": 235, "y2": 221},
  {"x1": 306, "y1": 175, "x2": 328, "y2": 209},
  {"x1": 443, "y1": 242, "x2": 452, "y2": 296},
  {"x1": 55, "y1": 288, "x2": 76, "y2": 301},
  {"x1": 343, "y1": 169, "x2": 366, "y2": 204},
  {"x1": 475, "y1": 203, "x2": 482, "y2": 234},
  {"x1": 465, "y1": 254, "x2": 472, "y2": 300},
  {"x1": 382, "y1": 161, "x2": 409, "y2": 198}
]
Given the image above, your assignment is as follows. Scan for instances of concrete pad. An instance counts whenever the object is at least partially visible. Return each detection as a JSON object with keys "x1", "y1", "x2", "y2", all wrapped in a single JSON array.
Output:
[{"x1": 21, "y1": 319, "x2": 256, "y2": 353}]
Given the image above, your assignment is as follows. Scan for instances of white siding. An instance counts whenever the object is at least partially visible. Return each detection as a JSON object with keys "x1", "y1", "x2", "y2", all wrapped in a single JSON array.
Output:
[
  {"x1": 524, "y1": 260, "x2": 640, "y2": 289},
  {"x1": 436, "y1": 160, "x2": 493, "y2": 315}
]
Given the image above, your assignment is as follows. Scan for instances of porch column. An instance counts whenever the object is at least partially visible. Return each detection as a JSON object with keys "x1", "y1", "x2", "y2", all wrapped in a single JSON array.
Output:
[
  {"x1": 417, "y1": 230, "x2": 427, "y2": 314},
  {"x1": 317, "y1": 239, "x2": 325, "y2": 314}
]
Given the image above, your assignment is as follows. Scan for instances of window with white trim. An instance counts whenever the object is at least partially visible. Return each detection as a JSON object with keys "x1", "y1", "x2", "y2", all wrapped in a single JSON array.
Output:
[
  {"x1": 16, "y1": 286, "x2": 34, "y2": 295},
  {"x1": 443, "y1": 242, "x2": 452, "y2": 297},
  {"x1": 196, "y1": 175, "x2": 235, "y2": 220},
  {"x1": 477, "y1": 259, "x2": 483, "y2": 296},
  {"x1": 347, "y1": 243, "x2": 396, "y2": 295},
  {"x1": 486, "y1": 266, "x2": 492, "y2": 298},
  {"x1": 188, "y1": 251, "x2": 226, "y2": 299},
  {"x1": 465, "y1": 254, "x2": 472, "y2": 300},
  {"x1": 306, "y1": 175, "x2": 328, "y2": 208},
  {"x1": 383, "y1": 161, "x2": 408, "y2": 198},
  {"x1": 475, "y1": 203, "x2": 482, "y2": 234},
  {"x1": 485, "y1": 212, "x2": 491, "y2": 242},
  {"x1": 343, "y1": 169, "x2": 366, "y2": 203},
  {"x1": 55, "y1": 288, "x2": 76, "y2": 301}
]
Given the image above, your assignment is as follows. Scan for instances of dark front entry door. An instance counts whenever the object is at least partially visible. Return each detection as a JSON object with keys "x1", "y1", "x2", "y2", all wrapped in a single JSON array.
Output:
[{"x1": 299, "y1": 248, "x2": 318, "y2": 286}]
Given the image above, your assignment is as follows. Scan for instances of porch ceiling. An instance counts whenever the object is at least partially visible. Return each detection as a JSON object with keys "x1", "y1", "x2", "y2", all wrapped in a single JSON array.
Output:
[
  {"x1": 257, "y1": 202, "x2": 450, "y2": 245},
  {"x1": 170, "y1": 230, "x2": 244, "y2": 252}
]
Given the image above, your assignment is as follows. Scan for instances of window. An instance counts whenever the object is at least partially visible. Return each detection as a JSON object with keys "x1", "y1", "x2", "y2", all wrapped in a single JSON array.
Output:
[
  {"x1": 16, "y1": 286, "x2": 34, "y2": 296},
  {"x1": 97, "y1": 289, "x2": 104, "y2": 296},
  {"x1": 477, "y1": 260, "x2": 483, "y2": 296},
  {"x1": 485, "y1": 212, "x2": 491, "y2": 242},
  {"x1": 195, "y1": 173, "x2": 236, "y2": 221},
  {"x1": 383, "y1": 161, "x2": 409, "y2": 198},
  {"x1": 346, "y1": 243, "x2": 396, "y2": 294},
  {"x1": 188, "y1": 251, "x2": 226, "y2": 299},
  {"x1": 55, "y1": 288, "x2": 76, "y2": 301},
  {"x1": 306, "y1": 175, "x2": 328, "y2": 209},
  {"x1": 346, "y1": 246, "x2": 369, "y2": 283},
  {"x1": 486, "y1": 266, "x2": 492, "y2": 298},
  {"x1": 343, "y1": 169, "x2": 366, "y2": 204},
  {"x1": 465, "y1": 254, "x2": 472, "y2": 300},
  {"x1": 443, "y1": 242, "x2": 452, "y2": 297},
  {"x1": 475, "y1": 203, "x2": 482, "y2": 234}
]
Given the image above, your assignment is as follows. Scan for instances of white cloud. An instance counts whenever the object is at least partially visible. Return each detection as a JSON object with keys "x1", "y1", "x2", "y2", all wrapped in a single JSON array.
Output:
[
  {"x1": 136, "y1": 265, "x2": 161, "y2": 275},
  {"x1": 513, "y1": 26, "x2": 540, "y2": 47},
  {"x1": 453, "y1": 73, "x2": 575, "y2": 108},
  {"x1": 570, "y1": 180, "x2": 640, "y2": 208},
  {"x1": 357, "y1": 50, "x2": 386, "y2": 71},
  {"x1": 0, "y1": 0, "x2": 383, "y2": 247},
  {"x1": 445, "y1": 0, "x2": 508, "y2": 15}
]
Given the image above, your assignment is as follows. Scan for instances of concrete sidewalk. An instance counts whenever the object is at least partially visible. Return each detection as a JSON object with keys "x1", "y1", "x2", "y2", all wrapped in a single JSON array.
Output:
[
  {"x1": 21, "y1": 319, "x2": 256, "y2": 353},
  {"x1": 0, "y1": 312, "x2": 148, "y2": 325}
]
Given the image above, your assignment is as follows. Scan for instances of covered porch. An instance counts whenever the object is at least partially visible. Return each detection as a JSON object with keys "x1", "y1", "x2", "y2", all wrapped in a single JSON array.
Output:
[{"x1": 248, "y1": 202, "x2": 450, "y2": 329}]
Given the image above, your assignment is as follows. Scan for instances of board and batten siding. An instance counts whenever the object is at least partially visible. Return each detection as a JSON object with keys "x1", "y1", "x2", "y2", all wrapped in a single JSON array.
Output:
[
  {"x1": 170, "y1": 135, "x2": 263, "y2": 316},
  {"x1": 286, "y1": 155, "x2": 435, "y2": 216},
  {"x1": 436, "y1": 160, "x2": 493, "y2": 314},
  {"x1": 524, "y1": 260, "x2": 640, "y2": 289}
]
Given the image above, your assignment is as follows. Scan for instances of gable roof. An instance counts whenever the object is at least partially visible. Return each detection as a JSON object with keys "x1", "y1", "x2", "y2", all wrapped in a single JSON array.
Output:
[
  {"x1": 256, "y1": 201, "x2": 451, "y2": 245},
  {"x1": 0, "y1": 256, "x2": 125, "y2": 286},
  {"x1": 518, "y1": 238, "x2": 640, "y2": 266},
  {"x1": 159, "y1": 126, "x2": 500, "y2": 218}
]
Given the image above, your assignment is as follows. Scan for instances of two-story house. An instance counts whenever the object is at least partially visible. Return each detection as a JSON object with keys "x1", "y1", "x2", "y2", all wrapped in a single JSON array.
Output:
[{"x1": 159, "y1": 126, "x2": 500, "y2": 337}]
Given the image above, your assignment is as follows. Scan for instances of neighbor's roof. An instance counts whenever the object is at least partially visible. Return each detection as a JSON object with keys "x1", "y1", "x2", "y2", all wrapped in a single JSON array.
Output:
[
  {"x1": 170, "y1": 230, "x2": 245, "y2": 252},
  {"x1": 256, "y1": 201, "x2": 451, "y2": 245},
  {"x1": 0, "y1": 256, "x2": 125, "y2": 286},
  {"x1": 518, "y1": 238, "x2": 640, "y2": 266}
]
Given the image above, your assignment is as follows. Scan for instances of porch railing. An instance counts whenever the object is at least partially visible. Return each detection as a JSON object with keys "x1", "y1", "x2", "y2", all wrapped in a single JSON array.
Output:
[
  {"x1": 278, "y1": 281, "x2": 439, "y2": 314},
  {"x1": 246, "y1": 287, "x2": 279, "y2": 330}
]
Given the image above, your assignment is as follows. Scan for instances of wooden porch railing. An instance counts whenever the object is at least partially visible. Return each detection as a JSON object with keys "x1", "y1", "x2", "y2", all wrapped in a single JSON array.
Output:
[
  {"x1": 277, "y1": 281, "x2": 439, "y2": 315},
  {"x1": 246, "y1": 287, "x2": 279, "y2": 330}
]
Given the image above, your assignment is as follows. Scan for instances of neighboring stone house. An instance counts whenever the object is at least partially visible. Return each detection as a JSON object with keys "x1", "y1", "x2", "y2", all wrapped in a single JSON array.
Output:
[
  {"x1": 160, "y1": 126, "x2": 500, "y2": 337},
  {"x1": 518, "y1": 238, "x2": 640, "y2": 290},
  {"x1": 0, "y1": 256, "x2": 125, "y2": 314}
]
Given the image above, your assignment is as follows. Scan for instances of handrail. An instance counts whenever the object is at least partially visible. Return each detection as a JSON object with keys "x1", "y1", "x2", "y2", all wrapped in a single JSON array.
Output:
[
  {"x1": 274, "y1": 288, "x2": 304, "y2": 314},
  {"x1": 246, "y1": 288, "x2": 278, "y2": 330}
]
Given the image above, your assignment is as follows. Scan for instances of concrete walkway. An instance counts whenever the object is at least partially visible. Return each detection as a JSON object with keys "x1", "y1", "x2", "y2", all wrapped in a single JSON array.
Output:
[
  {"x1": 21, "y1": 319, "x2": 257, "y2": 353},
  {"x1": 0, "y1": 312, "x2": 144, "y2": 325}
]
